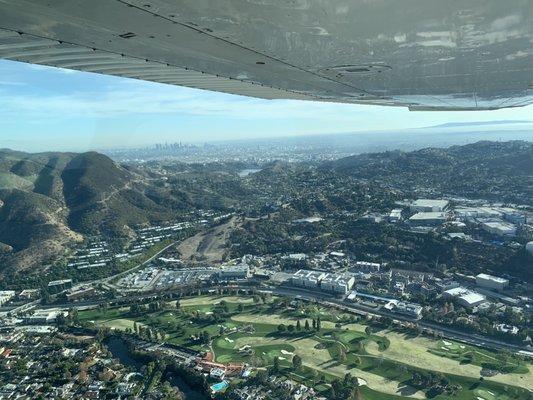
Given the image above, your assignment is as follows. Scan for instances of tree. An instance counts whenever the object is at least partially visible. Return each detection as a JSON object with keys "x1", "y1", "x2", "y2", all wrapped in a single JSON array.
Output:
[
  {"x1": 316, "y1": 317, "x2": 321, "y2": 331},
  {"x1": 305, "y1": 320, "x2": 310, "y2": 331},
  {"x1": 338, "y1": 348, "x2": 347, "y2": 364},
  {"x1": 237, "y1": 303, "x2": 244, "y2": 312},
  {"x1": 296, "y1": 320, "x2": 302, "y2": 331},
  {"x1": 277, "y1": 324, "x2": 286, "y2": 333},
  {"x1": 365, "y1": 326, "x2": 373, "y2": 336},
  {"x1": 175, "y1": 300, "x2": 181, "y2": 310},
  {"x1": 292, "y1": 354, "x2": 302, "y2": 371},
  {"x1": 272, "y1": 356, "x2": 280, "y2": 372},
  {"x1": 287, "y1": 324, "x2": 295, "y2": 333}
]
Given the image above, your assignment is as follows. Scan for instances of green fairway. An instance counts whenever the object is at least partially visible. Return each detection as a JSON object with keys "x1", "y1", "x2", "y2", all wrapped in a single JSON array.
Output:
[{"x1": 79, "y1": 295, "x2": 533, "y2": 399}]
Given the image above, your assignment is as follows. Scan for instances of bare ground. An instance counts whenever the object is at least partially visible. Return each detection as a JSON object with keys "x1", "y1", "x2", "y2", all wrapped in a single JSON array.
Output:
[{"x1": 177, "y1": 216, "x2": 237, "y2": 264}]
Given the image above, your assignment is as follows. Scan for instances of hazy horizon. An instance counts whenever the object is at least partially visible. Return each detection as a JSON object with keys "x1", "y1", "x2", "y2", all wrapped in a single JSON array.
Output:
[{"x1": 1, "y1": 59, "x2": 533, "y2": 153}]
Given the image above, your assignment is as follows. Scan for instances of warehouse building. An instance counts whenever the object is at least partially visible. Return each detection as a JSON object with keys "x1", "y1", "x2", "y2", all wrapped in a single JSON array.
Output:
[
  {"x1": 457, "y1": 292, "x2": 486, "y2": 308},
  {"x1": 443, "y1": 287, "x2": 486, "y2": 308},
  {"x1": 410, "y1": 199, "x2": 449, "y2": 212},
  {"x1": 480, "y1": 221, "x2": 517, "y2": 236},
  {"x1": 476, "y1": 273, "x2": 509, "y2": 291},
  {"x1": 409, "y1": 212, "x2": 446, "y2": 226}
]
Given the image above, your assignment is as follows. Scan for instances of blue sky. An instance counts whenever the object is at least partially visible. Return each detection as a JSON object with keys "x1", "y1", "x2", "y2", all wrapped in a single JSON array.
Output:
[{"x1": 1, "y1": 59, "x2": 533, "y2": 152}]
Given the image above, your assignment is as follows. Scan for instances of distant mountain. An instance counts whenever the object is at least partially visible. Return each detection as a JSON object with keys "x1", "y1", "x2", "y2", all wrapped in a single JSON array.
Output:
[
  {"x1": 0, "y1": 149, "x2": 237, "y2": 275},
  {"x1": 423, "y1": 120, "x2": 532, "y2": 129},
  {"x1": 324, "y1": 141, "x2": 533, "y2": 204}
]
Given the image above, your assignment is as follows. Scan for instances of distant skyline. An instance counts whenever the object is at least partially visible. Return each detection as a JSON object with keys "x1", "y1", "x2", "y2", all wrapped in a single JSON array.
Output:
[{"x1": 1, "y1": 59, "x2": 533, "y2": 152}]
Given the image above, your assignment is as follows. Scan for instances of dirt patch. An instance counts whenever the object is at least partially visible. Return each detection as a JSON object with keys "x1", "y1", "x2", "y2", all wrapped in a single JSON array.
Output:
[{"x1": 177, "y1": 217, "x2": 237, "y2": 264}]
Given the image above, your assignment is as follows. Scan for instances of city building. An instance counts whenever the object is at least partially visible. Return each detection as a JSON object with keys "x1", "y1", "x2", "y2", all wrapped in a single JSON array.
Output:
[
  {"x1": 410, "y1": 199, "x2": 449, "y2": 212},
  {"x1": 409, "y1": 212, "x2": 446, "y2": 226},
  {"x1": 22, "y1": 310, "x2": 66, "y2": 324},
  {"x1": 393, "y1": 301, "x2": 423, "y2": 319},
  {"x1": 476, "y1": 273, "x2": 509, "y2": 291},
  {"x1": 217, "y1": 264, "x2": 250, "y2": 281},
  {"x1": 480, "y1": 221, "x2": 517, "y2": 236},
  {"x1": 457, "y1": 292, "x2": 486, "y2": 308},
  {"x1": 444, "y1": 287, "x2": 486, "y2": 308},
  {"x1": 320, "y1": 273, "x2": 355, "y2": 294},
  {"x1": 290, "y1": 270, "x2": 327, "y2": 288}
]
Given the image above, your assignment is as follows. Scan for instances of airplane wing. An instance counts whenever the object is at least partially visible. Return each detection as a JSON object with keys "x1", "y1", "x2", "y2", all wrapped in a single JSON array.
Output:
[{"x1": 1, "y1": 0, "x2": 533, "y2": 110}]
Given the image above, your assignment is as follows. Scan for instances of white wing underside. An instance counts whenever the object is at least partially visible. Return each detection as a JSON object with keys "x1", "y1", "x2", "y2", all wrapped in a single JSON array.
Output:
[{"x1": 1, "y1": 0, "x2": 533, "y2": 110}]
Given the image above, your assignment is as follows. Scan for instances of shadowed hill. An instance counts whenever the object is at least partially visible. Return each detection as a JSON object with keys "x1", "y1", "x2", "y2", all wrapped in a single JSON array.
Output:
[
  {"x1": 324, "y1": 141, "x2": 533, "y2": 204},
  {"x1": 0, "y1": 149, "x2": 231, "y2": 274}
]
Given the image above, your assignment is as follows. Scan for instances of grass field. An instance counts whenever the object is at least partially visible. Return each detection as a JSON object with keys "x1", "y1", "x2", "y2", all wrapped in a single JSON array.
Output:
[{"x1": 79, "y1": 295, "x2": 533, "y2": 399}]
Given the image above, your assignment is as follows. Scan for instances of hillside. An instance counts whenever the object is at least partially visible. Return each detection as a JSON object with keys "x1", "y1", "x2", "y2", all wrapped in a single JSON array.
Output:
[
  {"x1": 0, "y1": 149, "x2": 237, "y2": 275},
  {"x1": 325, "y1": 141, "x2": 533, "y2": 204}
]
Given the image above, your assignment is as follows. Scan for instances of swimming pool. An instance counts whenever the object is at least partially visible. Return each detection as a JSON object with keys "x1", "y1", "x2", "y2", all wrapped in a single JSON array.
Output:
[{"x1": 210, "y1": 381, "x2": 229, "y2": 393}]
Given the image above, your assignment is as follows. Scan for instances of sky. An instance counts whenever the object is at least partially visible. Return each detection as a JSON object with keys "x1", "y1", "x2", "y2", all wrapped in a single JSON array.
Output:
[{"x1": 1, "y1": 59, "x2": 533, "y2": 152}]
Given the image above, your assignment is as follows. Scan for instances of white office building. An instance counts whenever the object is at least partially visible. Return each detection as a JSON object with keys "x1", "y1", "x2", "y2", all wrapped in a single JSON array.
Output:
[
  {"x1": 217, "y1": 264, "x2": 250, "y2": 281},
  {"x1": 476, "y1": 273, "x2": 509, "y2": 291},
  {"x1": 393, "y1": 301, "x2": 423, "y2": 319},
  {"x1": 409, "y1": 212, "x2": 446, "y2": 226},
  {"x1": 320, "y1": 273, "x2": 355, "y2": 294},
  {"x1": 480, "y1": 221, "x2": 517, "y2": 236},
  {"x1": 291, "y1": 270, "x2": 327, "y2": 288},
  {"x1": 410, "y1": 199, "x2": 449, "y2": 212}
]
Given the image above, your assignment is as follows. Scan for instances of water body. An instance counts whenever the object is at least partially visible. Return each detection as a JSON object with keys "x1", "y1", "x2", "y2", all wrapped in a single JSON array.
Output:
[
  {"x1": 238, "y1": 168, "x2": 261, "y2": 177},
  {"x1": 105, "y1": 337, "x2": 208, "y2": 400}
]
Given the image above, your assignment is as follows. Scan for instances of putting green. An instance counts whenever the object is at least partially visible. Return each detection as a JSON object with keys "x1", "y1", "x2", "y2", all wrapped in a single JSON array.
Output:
[
  {"x1": 364, "y1": 331, "x2": 533, "y2": 390},
  {"x1": 223, "y1": 335, "x2": 424, "y2": 398},
  {"x1": 96, "y1": 318, "x2": 145, "y2": 331}
]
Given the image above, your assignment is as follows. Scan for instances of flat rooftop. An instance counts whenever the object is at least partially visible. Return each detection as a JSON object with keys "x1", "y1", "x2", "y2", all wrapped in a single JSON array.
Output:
[
  {"x1": 409, "y1": 212, "x2": 446, "y2": 220},
  {"x1": 412, "y1": 199, "x2": 449, "y2": 207},
  {"x1": 476, "y1": 273, "x2": 508, "y2": 283}
]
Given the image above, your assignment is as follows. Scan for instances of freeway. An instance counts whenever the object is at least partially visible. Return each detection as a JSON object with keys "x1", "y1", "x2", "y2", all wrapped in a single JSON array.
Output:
[{"x1": 270, "y1": 285, "x2": 532, "y2": 356}]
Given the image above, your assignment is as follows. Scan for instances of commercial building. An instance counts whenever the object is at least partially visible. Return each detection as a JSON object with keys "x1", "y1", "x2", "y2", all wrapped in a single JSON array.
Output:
[
  {"x1": 217, "y1": 264, "x2": 250, "y2": 281},
  {"x1": 409, "y1": 212, "x2": 446, "y2": 226},
  {"x1": 290, "y1": 270, "x2": 327, "y2": 289},
  {"x1": 443, "y1": 287, "x2": 486, "y2": 308},
  {"x1": 476, "y1": 273, "x2": 509, "y2": 291},
  {"x1": 320, "y1": 273, "x2": 355, "y2": 295},
  {"x1": 393, "y1": 301, "x2": 423, "y2": 319},
  {"x1": 410, "y1": 199, "x2": 449, "y2": 212},
  {"x1": 22, "y1": 310, "x2": 67, "y2": 324},
  {"x1": 457, "y1": 292, "x2": 486, "y2": 308},
  {"x1": 480, "y1": 221, "x2": 517, "y2": 236}
]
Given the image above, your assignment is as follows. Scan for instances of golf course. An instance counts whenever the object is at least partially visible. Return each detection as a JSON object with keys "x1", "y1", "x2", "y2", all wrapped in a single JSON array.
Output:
[{"x1": 79, "y1": 294, "x2": 533, "y2": 399}]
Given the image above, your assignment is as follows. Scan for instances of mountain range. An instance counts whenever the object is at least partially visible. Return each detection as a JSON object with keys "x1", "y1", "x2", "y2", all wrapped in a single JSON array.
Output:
[
  {"x1": 0, "y1": 140, "x2": 531, "y2": 277},
  {"x1": 0, "y1": 149, "x2": 235, "y2": 275}
]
